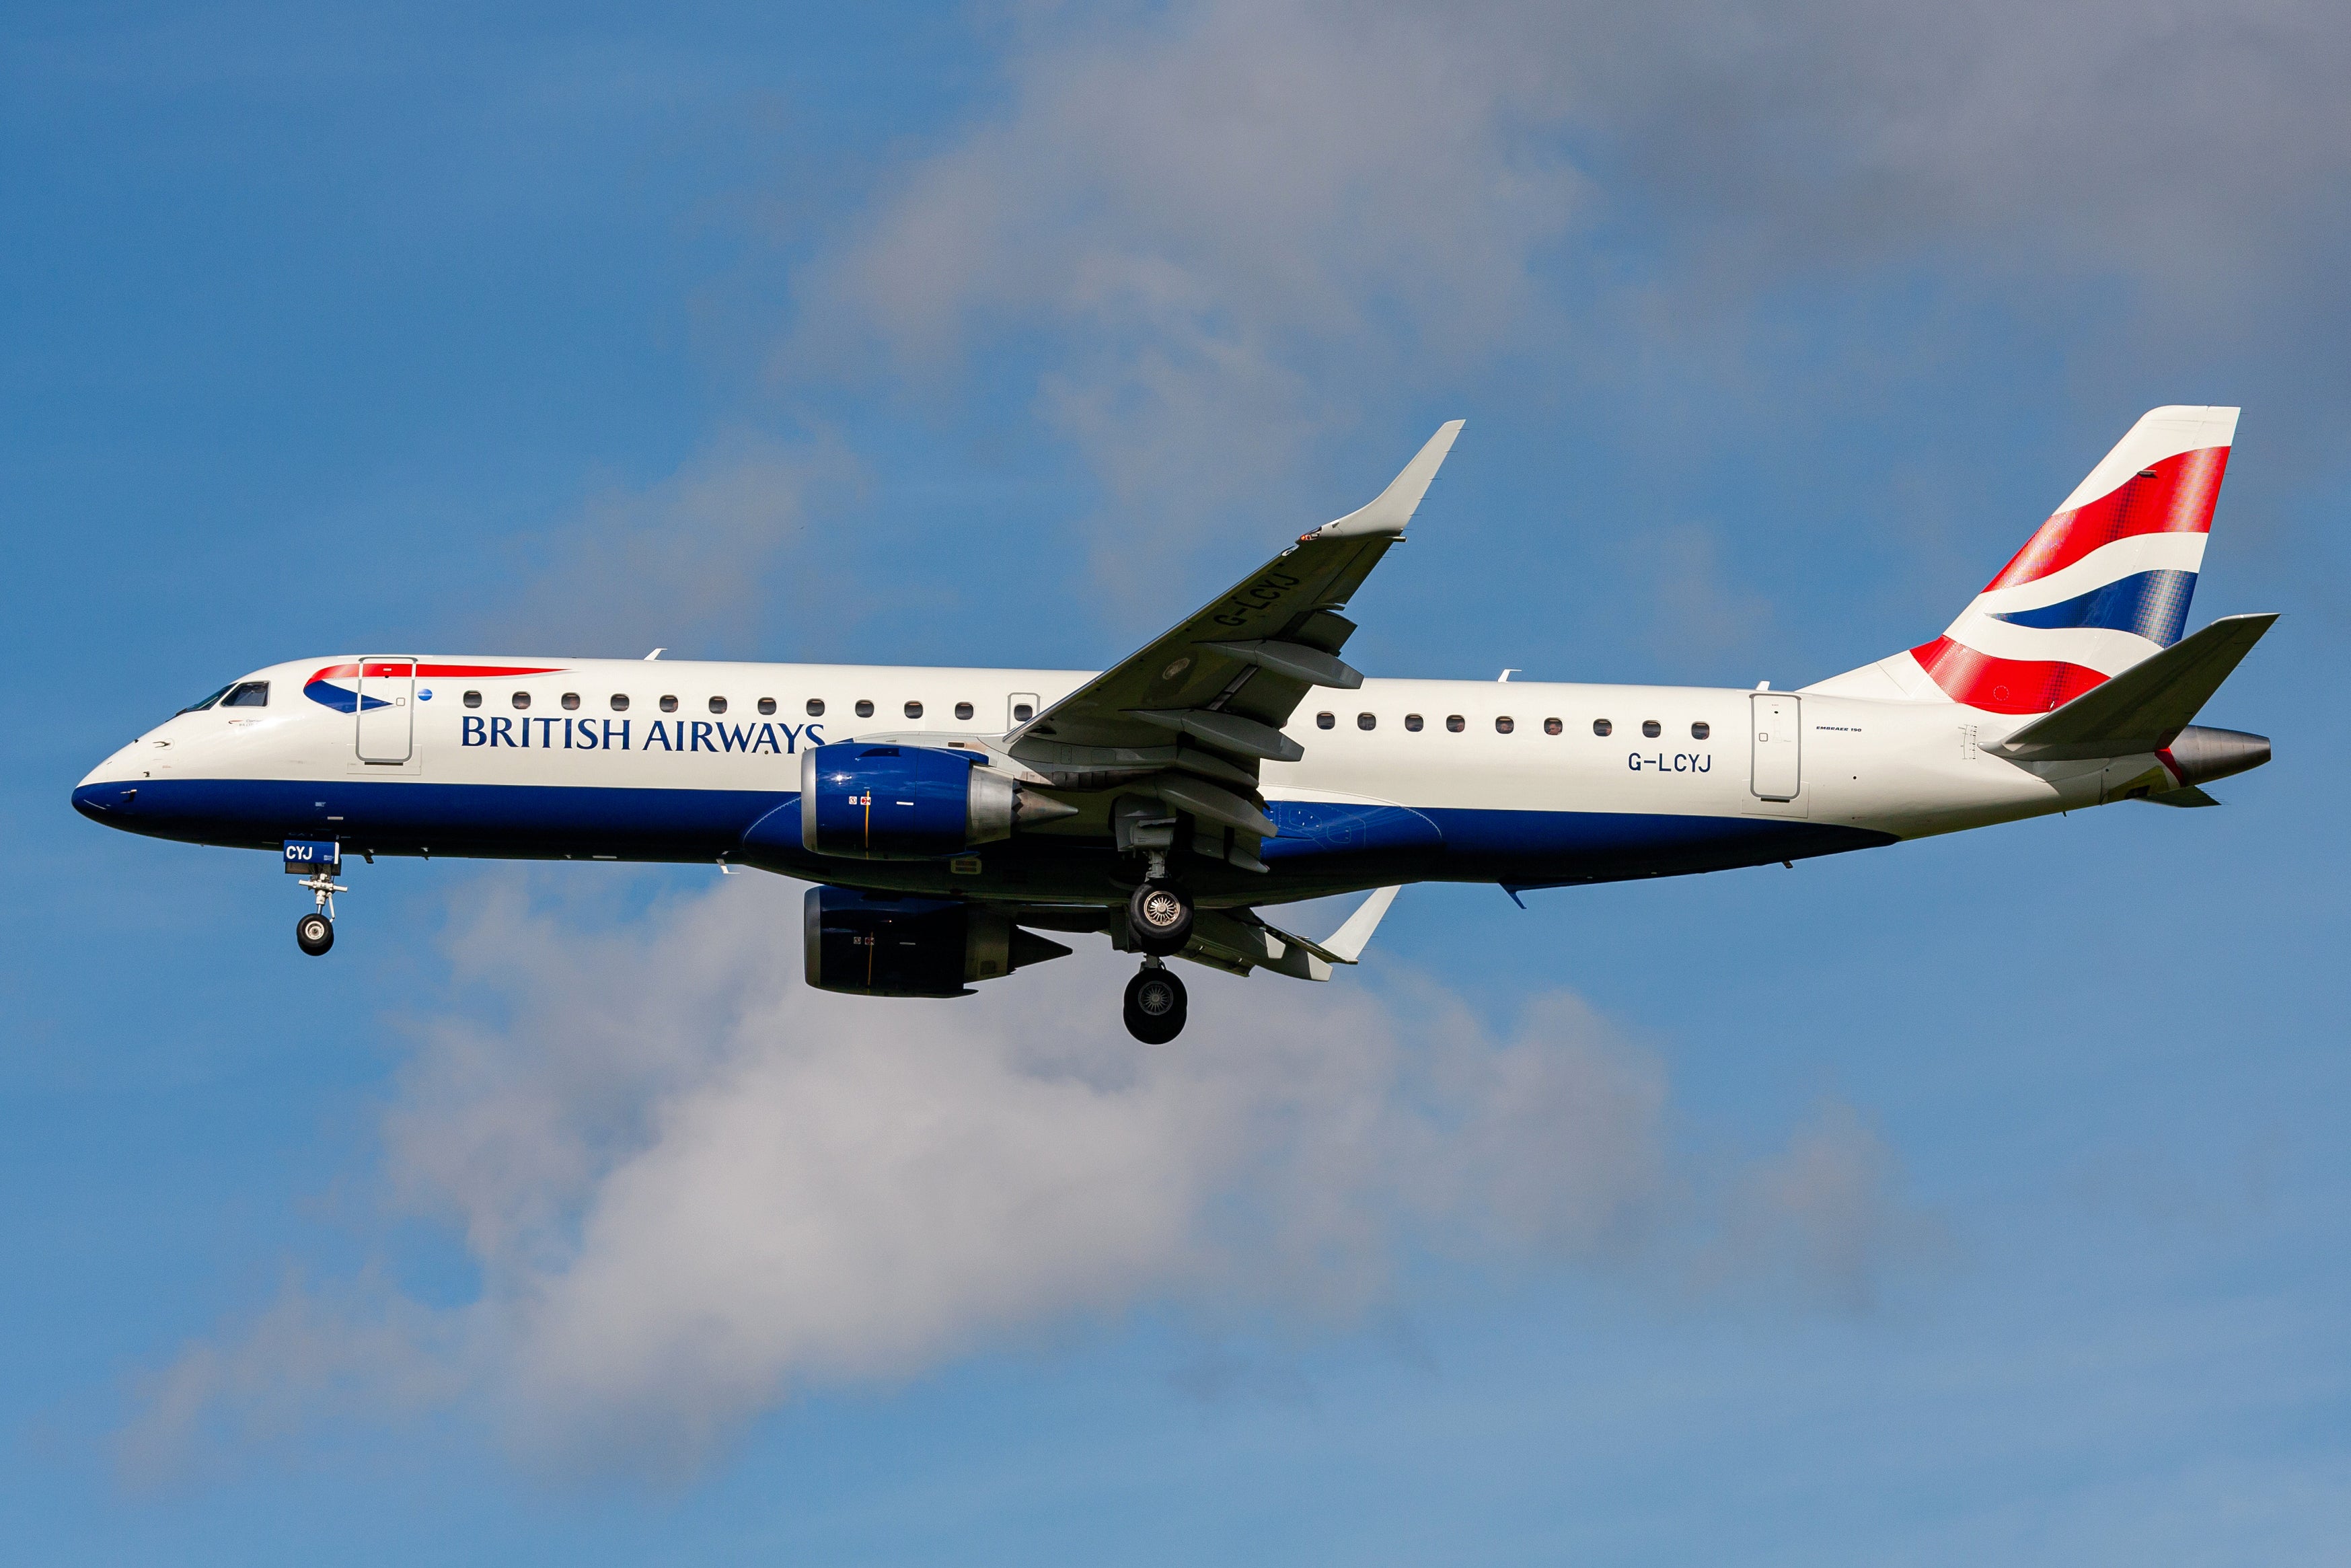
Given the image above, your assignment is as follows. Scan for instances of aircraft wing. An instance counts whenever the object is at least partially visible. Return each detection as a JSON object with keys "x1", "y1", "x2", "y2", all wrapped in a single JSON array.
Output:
[{"x1": 1007, "y1": 421, "x2": 1462, "y2": 868}]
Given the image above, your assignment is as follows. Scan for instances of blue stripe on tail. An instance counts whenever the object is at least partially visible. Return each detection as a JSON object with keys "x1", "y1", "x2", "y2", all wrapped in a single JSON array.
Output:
[{"x1": 1989, "y1": 568, "x2": 2197, "y2": 646}]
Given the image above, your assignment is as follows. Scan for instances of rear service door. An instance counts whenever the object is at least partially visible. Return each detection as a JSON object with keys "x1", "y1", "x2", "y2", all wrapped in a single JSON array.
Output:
[
  {"x1": 356, "y1": 657, "x2": 416, "y2": 763},
  {"x1": 1750, "y1": 692, "x2": 1801, "y2": 801}
]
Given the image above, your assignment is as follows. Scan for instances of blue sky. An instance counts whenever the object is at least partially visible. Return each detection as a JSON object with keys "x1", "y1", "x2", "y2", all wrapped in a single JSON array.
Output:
[{"x1": 7, "y1": 2, "x2": 2350, "y2": 1561}]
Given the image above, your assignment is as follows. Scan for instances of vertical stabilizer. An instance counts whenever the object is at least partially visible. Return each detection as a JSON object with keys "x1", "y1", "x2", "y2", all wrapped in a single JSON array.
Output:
[{"x1": 1807, "y1": 406, "x2": 2238, "y2": 712}]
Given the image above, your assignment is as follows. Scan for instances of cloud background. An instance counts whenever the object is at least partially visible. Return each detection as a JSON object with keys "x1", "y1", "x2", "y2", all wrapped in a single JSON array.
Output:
[{"x1": 5, "y1": 0, "x2": 2349, "y2": 1561}]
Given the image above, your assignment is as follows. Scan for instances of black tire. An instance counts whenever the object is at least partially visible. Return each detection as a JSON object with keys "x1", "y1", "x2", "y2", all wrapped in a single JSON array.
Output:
[
  {"x1": 296, "y1": 912, "x2": 334, "y2": 957},
  {"x1": 1122, "y1": 967, "x2": 1187, "y2": 1044},
  {"x1": 1127, "y1": 882, "x2": 1194, "y2": 956}
]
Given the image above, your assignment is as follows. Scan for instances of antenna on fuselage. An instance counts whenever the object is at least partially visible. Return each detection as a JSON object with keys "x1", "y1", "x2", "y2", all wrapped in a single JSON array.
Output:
[{"x1": 645, "y1": 648, "x2": 665, "y2": 660}]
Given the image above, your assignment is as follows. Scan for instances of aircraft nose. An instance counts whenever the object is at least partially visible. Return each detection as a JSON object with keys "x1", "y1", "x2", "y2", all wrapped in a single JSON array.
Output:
[{"x1": 73, "y1": 744, "x2": 146, "y2": 824}]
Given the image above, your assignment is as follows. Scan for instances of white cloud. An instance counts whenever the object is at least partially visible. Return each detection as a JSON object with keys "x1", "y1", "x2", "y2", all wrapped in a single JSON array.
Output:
[{"x1": 127, "y1": 872, "x2": 1935, "y2": 1477}]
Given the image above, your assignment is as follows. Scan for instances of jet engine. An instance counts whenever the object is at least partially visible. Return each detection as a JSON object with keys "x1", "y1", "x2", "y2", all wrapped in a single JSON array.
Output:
[
  {"x1": 803, "y1": 887, "x2": 1072, "y2": 997},
  {"x1": 2160, "y1": 724, "x2": 2272, "y2": 786},
  {"x1": 798, "y1": 742, "x2": 1074, "y2": 860}
]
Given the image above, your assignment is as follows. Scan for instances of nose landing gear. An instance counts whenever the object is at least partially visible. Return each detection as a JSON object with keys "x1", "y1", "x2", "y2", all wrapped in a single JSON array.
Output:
[
  {"x1": 296, "y1": 910, "x2": 334, "y2": 956},
  {"x1": 1123, "y1": 961, "x2": 1187, "y2": 1044},
  {"x1": 284, "y1": 838, "x2": 345, "y2": 958}
]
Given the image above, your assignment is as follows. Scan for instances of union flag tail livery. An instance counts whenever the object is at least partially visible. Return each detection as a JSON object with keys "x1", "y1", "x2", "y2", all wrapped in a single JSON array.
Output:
[
  {"x1": 73, "y1": 412, "x2": 2277, "y2": 1045},
  {"x1": 1813, "y1": 406, "x2": 2237, "y2": 712}
]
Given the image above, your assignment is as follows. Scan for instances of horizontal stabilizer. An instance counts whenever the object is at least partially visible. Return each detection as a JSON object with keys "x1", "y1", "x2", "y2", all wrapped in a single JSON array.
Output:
[
  {"x1": 2138, "y1": 785, "x2": 2221, "y2": 807},
  {"x1": 1988, "y1": 613, "x2": 2276, "y2": 759}
]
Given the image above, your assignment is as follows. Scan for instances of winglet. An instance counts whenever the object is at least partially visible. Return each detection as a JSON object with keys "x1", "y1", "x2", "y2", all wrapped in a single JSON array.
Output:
[
  {"x1": 1320, "y1": 885, "x2": 1401, "y2": 963},
  {"x1": 1302, "y1": 421, "x2": 1464, "y2": 541}
]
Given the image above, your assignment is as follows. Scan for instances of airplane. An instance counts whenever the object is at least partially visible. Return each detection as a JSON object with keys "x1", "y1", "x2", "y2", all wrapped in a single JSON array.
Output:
[{"x1": 73, "y1": 407, "x2": 2274, "y2": 1043}]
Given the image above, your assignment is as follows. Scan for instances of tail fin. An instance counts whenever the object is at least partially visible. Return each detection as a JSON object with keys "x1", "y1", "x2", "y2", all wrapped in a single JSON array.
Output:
[{"x1": 1808, "y1": 406, "x2": 2239, "y2": 712}]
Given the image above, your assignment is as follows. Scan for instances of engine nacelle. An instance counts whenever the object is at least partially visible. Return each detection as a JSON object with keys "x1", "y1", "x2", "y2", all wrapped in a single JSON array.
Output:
[
  {"x1": 798, "y1": 742, "x2": 1027, "y2": 860},
  {"x1": 2161, "y1": 724, "x2": 2272, "y2": 786},
  {"x1": 803, "y1": 887, "x2": 1072, "y2": 997}
]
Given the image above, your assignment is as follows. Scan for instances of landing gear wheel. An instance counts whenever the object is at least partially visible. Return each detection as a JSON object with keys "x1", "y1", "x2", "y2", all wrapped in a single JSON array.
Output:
[
  {"x1": 295, "y1": 912, "x2": 334, "y2": 957},
  {"x1": 1123, "y1": 965, "x2": 1187, "y2": 1045},
  {"x1": 1127, "y1": 882, "x2": 1194, "y2": 956}
]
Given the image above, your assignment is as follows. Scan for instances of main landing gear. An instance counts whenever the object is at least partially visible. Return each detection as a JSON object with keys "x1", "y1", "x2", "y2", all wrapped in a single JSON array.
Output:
[
  {"x1": 1123, "y1": 961, "x2": 1187, "y2": 1045},
  {"x1": 1122, "y1": 869, "x2": 1195, "y2": 1042},
  {"x1": 1127, "y1": 879, "x2": 1194, "y2": 955}
]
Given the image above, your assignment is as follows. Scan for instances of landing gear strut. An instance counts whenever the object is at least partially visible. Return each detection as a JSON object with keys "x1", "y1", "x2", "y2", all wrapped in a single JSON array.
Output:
[{"x1": 1123, "y1": 961, "x2": 1187, "y2": 1045}]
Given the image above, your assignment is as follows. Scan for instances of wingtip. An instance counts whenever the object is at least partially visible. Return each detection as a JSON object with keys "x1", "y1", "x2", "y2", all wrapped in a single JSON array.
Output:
[{"x1": 1307, "y1": 421, "x2": 1467, "y2": 541}]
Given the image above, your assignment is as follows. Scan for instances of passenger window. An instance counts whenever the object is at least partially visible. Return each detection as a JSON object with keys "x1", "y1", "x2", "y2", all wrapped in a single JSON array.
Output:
[
  {"x1": 1316, "y1": 712, "x2": 1335, "y2": 729},
  {"x1": 1357, "y1": 712, "x2": 1376, "y2": 731},
  {"x1": 561, "y1": 693, "x2": 581, "y2": 711},
  {"x1": 905, "y1": 700, "x2": 924, "y2": 718},
  {"x1": 1543, "y1": 717, "x2": 1563, "y2": 735},
  {"x1": 1642, "y1": 720, "x2": 1661, "y2": 738},
  {"x1": 463, "y1": 690, "x2": 482, "y2": 709},
  {"x1": 1012, "y1": 702, "x2": 1033, "y2": 722},
  {"x1": 710, "y1": 696, "x2": 729, "y2": 714},
  {"x1": 610, "y1": 694, "x2": 630, "y2": 712},
  {"x1": 1692, "y1": 721, "x2": 1710, "y2": 740},
  {"x1": 221, "y1": 681, "x2": 270, "y2": 707},
  {"x1": 807, "y1": 698, "x2": 825, "y2": 716},
  {"x1": 758, "y1": 698, "x2": 776, "y2": 716},
  {"x1": 1405, "y1": 714, "x2": 1424, "y2": 732},
  {"x1": 513, "y1": 691, "x2": 532, "y2": 711},
  {"x1": 955, "y1": 702, "x2": 973, "y2": 720},
  {"x1": 856, "y1": 700, "x2": 874, "y2": 718},
  {"x1": 1593, "y1": 718, "x2": 1612, "y2": 737},
  {"x1": 659, "y1": 696, "x2": 679, "y2": 713},
  {"x1": 1446, "y1": 715, "x2": 1465, "y2": 733},
  {"x1": 1495, "y1": 716, "x2": 1515, "y2": 734}
]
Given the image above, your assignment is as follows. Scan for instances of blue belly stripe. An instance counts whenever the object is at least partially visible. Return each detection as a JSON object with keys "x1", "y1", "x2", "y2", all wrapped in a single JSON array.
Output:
[{"x1": 73, "y1": 778, "x2": 1896, "y2": 887}]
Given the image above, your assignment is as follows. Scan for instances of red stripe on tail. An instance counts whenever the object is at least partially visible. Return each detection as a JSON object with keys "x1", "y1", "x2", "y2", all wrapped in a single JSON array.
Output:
[
  {"x1": 1909, "y1": 636, "x2": 2110, "y2": 714},
  {"x1": 1987, "y1": 445, "x2": 2229, "y2": 592}
]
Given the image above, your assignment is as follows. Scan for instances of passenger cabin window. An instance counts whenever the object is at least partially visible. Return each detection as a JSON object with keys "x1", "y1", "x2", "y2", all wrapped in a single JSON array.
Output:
[
  {"x1": 1544, "y1": 718, "x2": 1563, "y2": 735},
  {"x1": 1692, "y1": 721, "x2": 1711, "y2": 740},
  {"x1": 659, "y1": 696, "x2": 679, "y2": 713},
  {"x1": 806, "y1": 698, "x2": 825, "y2": 716},
  {"x1": 1642, "y1": 720, "x2": 1661, "y2": 738},
  {"x1": 955, "y1": 702, "x2": 973, "y2": 720},
  {"x1": 1357, "y1": 712, "x2": 1376, "y2": 731},
  {"x1": 758, "y1": 698, "x2": 776, "y2": 716},
  {"x1": 1405, "y1": 714, "x2": 1424, "y2": 731},
  {"x1": 1495, "y1": 716, "x2": 1515, "y2": 734},
  {"x1": 1593, "y1": 718, "x2": 1613, "y2": 737},
  {"x1": 710, "y1": 696, "x2": 728, "y2": 714},
  {"x1": 1446, "y1": 714, "x2": 1465, "y2": 733},
  {"x1": 462, "y1": 690, "x2": 482, "y2": 709},
  {"x1": 178, "y1": 683, "x2": 235, "y2": 714},
  {"x1": 856, "y1": 700, "x2": 874, "y2": 718},
  {"x1": 1316, "y1": 712, "x2": 1335, "y2": 729},
  {"x1": 221, "y1": 681, "x2": 270, "y2": 708},
  {"x1": 512, "y1": 691, "x2": 531, "y2": 710},
  {"x1": 561, "y1": 693, "x2": 581, "y2": 710},
  {"x1": 610, "y1": 694, "x2": 630, "y2": 712},
  {"x1": 1012, "y1": 702, "x2": 1034, "y2": 722},
  {"x1": 905, "y1": 700, "x2": 924, "y2": 718}
]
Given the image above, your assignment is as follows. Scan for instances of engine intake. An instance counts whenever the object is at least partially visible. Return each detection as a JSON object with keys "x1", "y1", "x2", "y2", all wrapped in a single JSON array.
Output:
[
  {"x1": 798, "y1": 742, "x2": 1071, "y2": 860},
  {"x1": 803, "y1": 887, "x2": 1072, "y2": 997}
]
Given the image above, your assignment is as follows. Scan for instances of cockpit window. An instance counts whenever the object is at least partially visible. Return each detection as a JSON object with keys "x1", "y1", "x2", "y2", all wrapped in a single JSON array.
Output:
[
  {"x1": 221, "y1": 681, "x2": 270, "y2": 708},
  {"x1": 177, "y1": 683, "x2": 235, "y2": 714}
]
